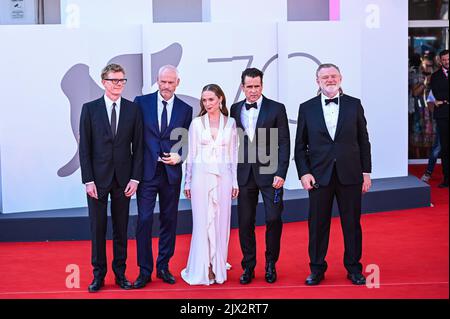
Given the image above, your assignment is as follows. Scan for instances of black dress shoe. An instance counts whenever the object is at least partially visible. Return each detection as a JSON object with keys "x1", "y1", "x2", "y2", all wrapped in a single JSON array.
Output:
[
  {"x1": 157, "y1": 269, "x2": 176, "y2": 284},
  {"x1": 347, "y1": 273, "x2": 366, "y2": 285},
  {"x1": 265, "y1": 262, "x2": 277, "y2": 283},
  {"x1": 239, "y1": 268, "x2": 255, "y2": 285},
  {"x1": 115, "y1": 275, "x2": 133, "y2": 290},
  {"x1": 133, "y1": 273, "x2": 152, "y2": 289},
  {"x1": 305, "y1": 272, "x2": 324, "y2": 285},
  {"x1": 88, "y1": 278, "x2": 104, "y2": 293}
]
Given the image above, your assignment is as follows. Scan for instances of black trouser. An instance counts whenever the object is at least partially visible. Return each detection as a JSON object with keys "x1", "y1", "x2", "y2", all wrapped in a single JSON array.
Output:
[
  {"x1": 87, "y1": 176, "x2": 130, "y2": 279},
  {"x1": 237, "y1": 171, "x2": 284, "y2": 270},
  {"x1": 308, "y1": 167, "x2": 363, "y2": 275},
  {"x1": 436, "y1": 117, "x2": 449, "y2": 182}
]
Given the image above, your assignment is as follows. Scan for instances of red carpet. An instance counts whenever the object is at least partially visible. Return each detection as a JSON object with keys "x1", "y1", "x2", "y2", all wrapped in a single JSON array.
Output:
[{"x1": 0, "y1": 165, "x2": 447, "y2": 299}]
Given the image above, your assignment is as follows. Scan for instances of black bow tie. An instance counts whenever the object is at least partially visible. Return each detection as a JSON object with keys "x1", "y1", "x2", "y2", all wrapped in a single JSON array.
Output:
[
  {"x1": 245, "y1": 102, "x2": 257, "y2": 110},
  {"x1": 325, "y1": 97, "x2": 339, "y2": 105}
]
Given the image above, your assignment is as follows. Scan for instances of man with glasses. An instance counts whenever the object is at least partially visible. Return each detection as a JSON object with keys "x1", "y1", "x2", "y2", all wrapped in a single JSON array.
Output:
[{"x1": 79, "y1": 63, "x2": 143, "y2": 292}]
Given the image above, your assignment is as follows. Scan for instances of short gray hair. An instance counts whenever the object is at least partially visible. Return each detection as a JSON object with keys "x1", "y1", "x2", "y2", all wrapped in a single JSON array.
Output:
[
  {"x1": 316, "y1": 63, "x2": 341, "y2": 78},
  {"x1": 315, "y1": 63, "x2": 344, "y2": 96},
  {"x1": 158, "y1": 64, "x2": 179, "y2": 79}
]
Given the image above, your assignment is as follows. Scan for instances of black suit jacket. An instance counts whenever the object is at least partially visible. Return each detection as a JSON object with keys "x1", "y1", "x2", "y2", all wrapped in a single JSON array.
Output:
[
  {"x1": 79, "y1": 96, "x2": 144, "y2": 188},
  {"x1": 430, "y1": 68, "x2": 449, "y2": 119},
  {"x1": 231, "y1": 96, "x2": 290, "y2": 186},
  {"x1": 294, "y1": 94, "x2": 371, "y2": 186}
]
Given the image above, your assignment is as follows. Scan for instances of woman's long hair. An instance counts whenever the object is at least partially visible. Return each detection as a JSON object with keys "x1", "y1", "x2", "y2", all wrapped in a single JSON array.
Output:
[{"x1": 198, "y1": 84, "x2": 229, "y2": 117}]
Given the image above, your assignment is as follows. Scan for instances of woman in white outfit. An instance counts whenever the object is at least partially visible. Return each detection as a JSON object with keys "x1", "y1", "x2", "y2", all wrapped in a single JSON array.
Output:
[{"x1": 182, "y1": 84, "x2": 239, "y2": 285}]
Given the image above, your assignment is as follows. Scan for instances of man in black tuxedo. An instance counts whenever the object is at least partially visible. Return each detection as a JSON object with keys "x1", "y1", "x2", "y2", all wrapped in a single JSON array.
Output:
[
  {"x1": 132, "y1": 65, "x2": 193, "y2": 288},
  {"x1": 79, "y1": 63, "x2": 143, "y2": 292},
  {"x1": 230, "y1": 68, "x2": 290, "y2": 284},
  {"x1": 295, "y1": 63, "x2": 372, "y2": 286},
  {"x1": 430, "y1": 49, "x2": 449, "y2": 188}
]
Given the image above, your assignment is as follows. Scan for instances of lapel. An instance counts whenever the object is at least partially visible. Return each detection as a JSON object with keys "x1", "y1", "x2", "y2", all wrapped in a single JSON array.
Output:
[
  {"x1": 147, "y1": 93, "x2": 159, "y2": 135},
  {"x1": 255, "y1": 95, "x2": 269, "y2": 129},
  {"x1": 313, "y1": 95, "x2": 333, "y2": 141},
  {"x1": 234, "y1": 100, "x2": 245, "y2": 129},
  {"x1": 162, "y1": 95, "x2": 180, "y2": 137},
  {"x1": 334, "y1": 94, "x2": 347, "y2": 139},
  {"x1": 98, "y1": 97, "x2": 113, "y2": 139},
  {"x1": 204, "y1": 112, "x2": 224, "y2": 145},
  {"x1": 115, "y1": 98, "x2": 128, "y2": 139},
  {"x1": 439, "y1": 68, "x2": 448, "y2": 81}
]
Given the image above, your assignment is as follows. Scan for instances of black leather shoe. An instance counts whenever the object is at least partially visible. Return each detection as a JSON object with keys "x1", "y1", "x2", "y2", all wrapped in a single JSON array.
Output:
[
  {"x1": 347, "y1": 273, "x2": 366, "y2": 285},
  {"x1": 265, "y1": 262, "x2": 277, "y2": 283},
  {"x1": 115, "y1": 275, "x2": 132, "y2": 290},
  {"x1": 133, "y1": 273, "x2": 152, "y2": 289},
  {"x1": 239, "y1": 268, "x2": 255, "y2": 285},
  {"x1": 157, "y1": 269, "x2": 176, "y2": 284},
  {"x1": 305, "y1": 272, "x2": 324, "y2": 285},
  {"x1": 88, "y1": 278, "x2": 104, "y2": 293}
]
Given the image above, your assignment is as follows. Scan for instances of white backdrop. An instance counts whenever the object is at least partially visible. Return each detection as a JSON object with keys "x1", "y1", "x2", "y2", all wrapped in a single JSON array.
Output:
[
  {"x1": 278, "y1": 21, "x2": 362, "y2": 189},
  {"x1": 142, "y1": 23, "x2": 234, "y2": 98},
  {"x1": 0, "y1": 25, "x2": 141, "y2": 213},
  {"x1": 0, "y1": 0, "x2": 408, "y2": 213}
]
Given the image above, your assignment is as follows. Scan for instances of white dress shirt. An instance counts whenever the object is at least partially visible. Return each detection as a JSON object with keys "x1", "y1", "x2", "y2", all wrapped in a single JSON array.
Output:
[
  {"x1": 240, "y1": 95, "x2": 263, "y2": 141},
  {"x1": 104, "y1": 95, "x2": 121, "y2": 133},
  {"x1": 320, "y1": 93, "x2": 370, "y2": 176},
  {"x1": 157, "y1": 92, "x2": 174, "y2": 132},
  {"x1": 157, "y1": 92, "x2": 179, "y2": 163},
  {"x1": 321, "y1": 93, "x2": 339, "y2": 140}
]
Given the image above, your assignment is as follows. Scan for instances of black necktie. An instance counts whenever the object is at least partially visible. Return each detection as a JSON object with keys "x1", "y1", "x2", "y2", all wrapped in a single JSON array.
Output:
[
  {"x1": 245, "y1": 102, "x2": 257, "y2": 110},
  {"x1": 325, "y1": 97, "x2": 339, "y2": 105},
  {"x1": 111, "y1": 102, "x2": 117, "y2": 138},
  {"x1": 161, "y1": 100, "x2": 168, "y2": 134}
]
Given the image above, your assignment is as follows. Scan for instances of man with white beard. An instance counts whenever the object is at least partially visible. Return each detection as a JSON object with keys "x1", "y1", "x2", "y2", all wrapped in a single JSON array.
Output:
[{"x1": 294, "y1": 63, "x2": 372, "y2": 286}]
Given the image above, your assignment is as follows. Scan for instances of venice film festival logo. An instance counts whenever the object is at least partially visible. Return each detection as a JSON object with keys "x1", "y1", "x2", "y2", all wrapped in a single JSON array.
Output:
[
  {"x1": 57, "y1": 42, "x2": 324, "y2": 178},
  {"x1": 58, "y1": 3, "x2": 383, "y2": 178}
]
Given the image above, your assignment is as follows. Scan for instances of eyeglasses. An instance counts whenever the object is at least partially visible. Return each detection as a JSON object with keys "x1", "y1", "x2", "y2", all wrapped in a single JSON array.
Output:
[{"x1": 104, "y1": 78, "x2": 127, "y2": 85}]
